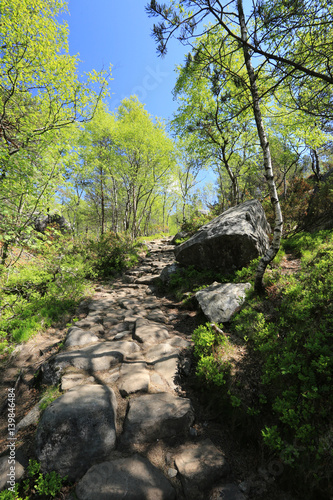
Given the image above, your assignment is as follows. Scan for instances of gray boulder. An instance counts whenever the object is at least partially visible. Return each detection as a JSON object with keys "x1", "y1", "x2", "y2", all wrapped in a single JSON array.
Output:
[
  {"x1": 0, "y1": 454, "x2": 25, "y2": 491},
  {"x1": 195, "y1": 282, "x2": 252, "y2": 323},
  {"x1": 174, "y1": 200, "x2": 270, "y2": 273},
  {"x1": 35, "y1": 385, "x2": 117, "y2": 481},
  {"x1": 76, "y1": 455, "x2": 176, "y2": 500},
  {"x1": 34, "y1": 214, "x2": 71, "y2": 234}
]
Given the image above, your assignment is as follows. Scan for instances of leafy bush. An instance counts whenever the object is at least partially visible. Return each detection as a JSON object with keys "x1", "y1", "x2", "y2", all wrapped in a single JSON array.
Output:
[
  {"x1": 231, "y1": 232, "x2": 333, "y2": 493},
  {"x1": 83, "y1": 231, "x2": 141, "y2": 278},
  {"x1": 180, "y1": 210, "x2": 213, "y2": 235},
  {"x1": 192, "y1": 323, "x2": 232, "y2": 387},
  {"x1": 0, "y1": 236, "x2": 92, "y2": 352},
  {"x1": 0, "y1": 460, "x2": 67, "y2": 499},
  {"x1": 164, "y1": 265, "x2": 228, "y2": 301}
]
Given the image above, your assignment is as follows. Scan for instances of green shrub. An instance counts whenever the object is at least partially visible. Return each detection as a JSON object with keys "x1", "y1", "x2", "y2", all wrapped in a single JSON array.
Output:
[
  {"x1": 192, "y1": 323, "x2": 232, "y2": 387},
  {"x1": 231, "y1": 232, "x2": 333, "y2": 490},
  {"x1": 83, "y1": 231, "x2": 141, "y2": 278},
  {"x1": 180, "y1": 210, "x2": 213, "y2": 235},
  {"x1": 0, "y1": 460, "x2": 67, "y2": 499}
]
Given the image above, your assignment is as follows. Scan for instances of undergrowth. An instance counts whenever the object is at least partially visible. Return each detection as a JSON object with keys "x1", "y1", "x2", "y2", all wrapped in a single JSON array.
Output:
[
  {"x1": 0, "y1": 459, "x2": 67, "y2": 499},
  {"x1": 189, "y1": 230, "x2": 333, "y2": 498},
  {"x1": 0, "y1": 231, "x2": 143, "y2": 356}
]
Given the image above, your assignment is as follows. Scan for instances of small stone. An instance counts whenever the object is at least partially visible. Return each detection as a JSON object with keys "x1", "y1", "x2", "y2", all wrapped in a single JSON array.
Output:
[
  {"x1": 189, "y1": 426, "x2": 198, "y2": 437},
  {"x1": 0, "y1": 454, "x2": 25, "y2": 490},
  {"x1": 147, "y1": 309, "x2": 167, "y2": 323},
  {"x1": 239, "y1": 481, "x2": 251, "y2": 494},
  {"x1": 64, "y1": 328, "x2": 99, "y2": 347},
  {"x1": 42, "y1": 341, "x2": 140, "y2": 385},
  {"x1": 195, "y1": 282, "x2": 251, "y2": 323},
  {"x1": 61, "y1": 372, "x2": 95, "y2": 391},
  {"x1": 168, "y1": 468, "x2": 178, "y2": 478},
  {"x1": 113, "y1": 332, "x2": 126, "y2": 340}
]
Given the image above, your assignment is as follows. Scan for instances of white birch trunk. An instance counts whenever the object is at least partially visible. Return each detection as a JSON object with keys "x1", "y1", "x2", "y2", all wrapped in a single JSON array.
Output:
[{"x1": 237, "y1": 0, "x2": 283, "y2": 292}]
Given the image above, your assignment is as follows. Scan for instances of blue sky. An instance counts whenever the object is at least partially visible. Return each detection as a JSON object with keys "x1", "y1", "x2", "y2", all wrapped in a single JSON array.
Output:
[{"x1": 64, "y1": 0, "x2": 190, "y2": 122}]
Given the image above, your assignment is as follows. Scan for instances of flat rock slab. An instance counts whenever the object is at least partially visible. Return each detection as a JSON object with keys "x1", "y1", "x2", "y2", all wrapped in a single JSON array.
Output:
[
  {"x1": 35, "y1": 385, "x2": 117, "y2": 481},
  {"x1": 133, "y1": 318, "x2": 170, "y2": 345},
  {"x1": 134, "y1": 274, "x2": 159, "y2": 285},
  {"x1": 61, "y1": 371, "x2": 95, "y2": 391},
  {"x1": 147, "y1": 309, "x2": 167, "y2": 323},
  {"x1": 88, "y1": 298, "x2": 116, "y2": 312},
  {"x1": 64, "y1": 328, "x2": 99, "y2": 347},
  {"x1": 42, "y1": 341, "x2": 140, "y2": 384},
  {"x1": 74, "y1": 316, "x2": 103, "y2": 329},
  {"x1": 154, "y1": 357, "x2": 179, "y2": 390},
  {"x1": 195, "y1": 282, "x2": 251, "y2": 323},
  {"x1": 145, "y1": 343, "x2": 180, "y2": 363},
  {"x1": 118, "y1": 362, "x2": 150, "y2": 396},
  {"x1": 121, "y1": 392, "x2": 194, "y2": 445},
  {"x1": 146, "y1": 343, "x2": 180, "y2": 389},
  {"x1": 167, "y1": 336, "x2": 193, "y2": 349},
  {"x1": 76, "y1": 454, "x2": 176, "y2": 500},
  {"x1": 175, "y1": 439, "x2": 230, "y2": 494}
]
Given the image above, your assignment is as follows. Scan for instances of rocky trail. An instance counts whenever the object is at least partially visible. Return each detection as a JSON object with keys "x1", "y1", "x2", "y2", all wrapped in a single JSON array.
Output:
[{"x1": 0, "y1": 238, "x2": 295, "y2": 500}]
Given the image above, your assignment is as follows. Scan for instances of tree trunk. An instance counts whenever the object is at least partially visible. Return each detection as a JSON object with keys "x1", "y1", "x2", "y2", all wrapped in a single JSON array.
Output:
[
  {"x1": 237, "y1": 0, "x2": 283, "y2": 293},
  {"x1": 100, "y1": 174, "x2": 105, "y2": 236},
  {"x1": 311, "y1": 148, "x2": 321, "y2": 182}
]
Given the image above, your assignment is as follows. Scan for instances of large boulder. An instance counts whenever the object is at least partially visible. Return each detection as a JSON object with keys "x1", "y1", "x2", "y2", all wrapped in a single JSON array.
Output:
[
  {"x1": 34, "y1": 214, "x2": 71, "y2": 234},
  {"x1": 174, "y1": 200, "x2": 270, "y2": 273}
]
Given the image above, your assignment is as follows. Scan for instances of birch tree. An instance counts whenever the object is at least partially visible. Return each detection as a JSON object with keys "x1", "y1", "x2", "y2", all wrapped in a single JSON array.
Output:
[{"x1": 146, "y1": 0, "x2": 283, "y2": 291}]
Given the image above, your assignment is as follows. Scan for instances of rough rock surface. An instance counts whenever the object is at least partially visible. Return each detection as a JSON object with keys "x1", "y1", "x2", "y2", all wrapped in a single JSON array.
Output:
[
  {"x1": 76, "y1": 455, "x2": 176, "y2": 500},
  {"x1": 174, "y1": 200, "x2": 270, "y2": 273},
  {"x1": 209, "y1": 483, "x2": 247, "y2": 500},
  {"x1": 133, "y1": 317, "x2": 170, "y2": 344},
  {"x1": 174, "y1": 439, "x2": 230, "y2": 495},
  {"x1": 35, "y1": 385, "x2": 117, "y2": 480},
  {"x1": 195, "y1": 282, "x2": 252, "y2": 323},
  {"x1": 41, "y1": 341, "x2": 140, "y2": 384},
  {"x1": 121, "y1": 392, "x2": 194, "y2": 445},
  {"x1": 64, "y1": 327, "x2": 99, "y2": 347}
]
